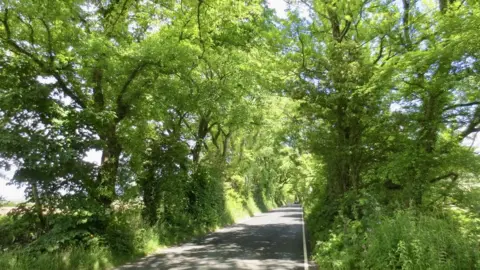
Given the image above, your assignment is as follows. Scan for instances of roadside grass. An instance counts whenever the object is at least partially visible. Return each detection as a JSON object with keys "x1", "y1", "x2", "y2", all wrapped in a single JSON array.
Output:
[
  {"x1": 0, "y1": 246, "x2": 116, "y2": 270},
  {"x1": 0, "y1": 190, "x2": 281, "y2": 270},
  {"x1": 305, "y1": 187, "x2": 480, "y2": 270}
]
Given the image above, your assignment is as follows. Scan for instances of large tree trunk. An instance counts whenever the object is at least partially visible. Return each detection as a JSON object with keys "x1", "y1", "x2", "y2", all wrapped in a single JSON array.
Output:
[
  {"x1": 96, "y1": 124, "x2": 121, "y2": 207},
  {"x1": 325, "y1": 117, "x2": 362, "y2": 202},
  {"x1": 409, "y1": 91, "x2": 443, "y2": 205},
  {"x1": 192, "y1": 115, "x2": 209, "y2": 164},
  {"x1": 140, "y1": 161, "x2": 159, "y2": 225},
  {"x1": 222, "y1": 131, "x2": 232, "y2": 158},
  {"x1": 31, "y1": 181, "x2": 46, "y2": 229},
  {"x1": 419, "y1": 91, "x2": 441, "y2": 153}
]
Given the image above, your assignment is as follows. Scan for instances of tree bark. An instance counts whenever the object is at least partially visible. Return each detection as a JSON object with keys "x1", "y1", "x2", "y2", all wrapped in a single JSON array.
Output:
[
  {"x1": 31, "y1": 181, "x2": 46, "y2": 229},
  {"x1": 96, "y1": 124, "x2": 121, "y2": 207},
  {"x1": 192, "y1": 115, "x2": 210, "y2": 164}
]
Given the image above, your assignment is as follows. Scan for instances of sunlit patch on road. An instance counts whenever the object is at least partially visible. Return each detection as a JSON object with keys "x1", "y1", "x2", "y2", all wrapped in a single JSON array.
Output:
[{"x1": 117, "y1": 205, "x2": 311, "y2": 270}]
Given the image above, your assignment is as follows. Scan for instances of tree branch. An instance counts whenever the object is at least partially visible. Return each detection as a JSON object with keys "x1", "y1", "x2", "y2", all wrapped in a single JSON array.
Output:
[
  {"x1": 401, "y1": 0, "x2": 413, "y2": 49},
  {"x1": 116, "y1": 61, "x2": 148, "y2": 120},
  {"x1": 210, "y1": 126, "x2": 221, "y2": 151},
  {"x1": 40, "y1": 18, "x2": 54, "y2": 67},
  {"x1": 183, "y1": 118, "x2": 193, "y2": 132},
  {"x1": 443, "y1": 101, "x2": 480, "y2": 111},
  {"x1": 339, "y1": 20, "x2": 351, "y2": 42},
  {"x1": 105, "y1": 0, "x2": 131, "y2": 37},
  {"x1": 373, "y1": 36, "x2": 385, "y2": 65},
  {"x1": 16, "y1": 14, "x2": 35, "y2": 48},
  {"x1": 429, "y1": 172, "x2": 458, "y2": 183},
  {"x1": 197, "y1": 0, "x2": 205, "y2": 58},
  {"x1": 1, "y1": 9, "x2": 86, "y2": 108},
  {"x1": 402, "y1": 79, "x2": 426, "y2": 89},
  {"x1": 460, "y1": 106, "x2": 480, "y2": 139},
  {"x1": 93, "y1": 67, "x2": 105, "y2": 110},
  {"x1": 296, "y1": 27, "x2": 307, "y2": 71}
]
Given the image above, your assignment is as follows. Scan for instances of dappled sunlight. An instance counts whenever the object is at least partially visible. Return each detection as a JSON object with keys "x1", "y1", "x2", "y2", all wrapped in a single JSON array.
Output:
[
  {"x1": 116, "y1": 205, "x2": 306, "y2": 270},
  {"x1": 215, "y1": 226, "x2": 246, "y2": 234},
  {"x1": 1, "y1": 0, "x2": 479, "y2": 269}
]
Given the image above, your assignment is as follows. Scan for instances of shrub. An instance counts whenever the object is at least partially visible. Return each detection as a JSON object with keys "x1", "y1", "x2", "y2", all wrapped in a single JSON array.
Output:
[
  {"x1": 312, "y1": 209, "x2": 479, "y2": 270},
  {"x1": 363, "y1": 211, "x2": 478, "y2": 269},
  {"x1": 105, "y1": 208, "x2": 159, "y2": 257},
  {"x1": 0, "y1": 246, "x2": 114, "y2": 270}
]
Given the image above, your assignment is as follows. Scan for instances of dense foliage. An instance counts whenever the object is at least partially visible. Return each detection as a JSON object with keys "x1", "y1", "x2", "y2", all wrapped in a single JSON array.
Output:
[
  {"x1": 283, "y1": 0, "x2": 480, "y2": 269},
  {"x1": 0, "y1": 0, "x2": 479, "y2": 269},
  {"x1": 0, "y1": 1, "x2": 300, "y2": 268}
]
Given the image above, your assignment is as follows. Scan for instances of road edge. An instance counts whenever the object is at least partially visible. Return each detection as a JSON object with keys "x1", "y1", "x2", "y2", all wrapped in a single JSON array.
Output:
[{"x1": 301, "y1": 206, "x2": 309, "y2": 270}]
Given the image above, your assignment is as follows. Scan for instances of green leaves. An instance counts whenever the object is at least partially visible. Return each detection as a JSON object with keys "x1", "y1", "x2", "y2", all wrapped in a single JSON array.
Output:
[{"x1": 1, "y1": 1, "x2": 479, "y2": 268}]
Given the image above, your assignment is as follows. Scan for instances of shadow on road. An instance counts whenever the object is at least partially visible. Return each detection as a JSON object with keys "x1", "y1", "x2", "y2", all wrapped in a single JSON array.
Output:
[{"x1": 117, "y1": 205, "x2": 305, "y2": 270}]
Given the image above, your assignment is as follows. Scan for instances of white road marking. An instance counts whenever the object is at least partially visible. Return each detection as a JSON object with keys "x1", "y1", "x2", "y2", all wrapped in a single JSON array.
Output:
[{"x1": 301, "y1": 206, "x2": 309, "y2": 270}]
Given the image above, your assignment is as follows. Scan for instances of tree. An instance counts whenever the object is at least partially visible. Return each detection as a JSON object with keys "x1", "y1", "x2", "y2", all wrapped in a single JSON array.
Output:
[{"x1": 0, "y1": 0, "x2": 197, "y2": 209}]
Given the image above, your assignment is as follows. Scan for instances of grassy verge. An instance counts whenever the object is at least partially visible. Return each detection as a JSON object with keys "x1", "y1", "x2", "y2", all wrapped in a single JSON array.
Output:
[
  {"x1": 0, "y1": 246, "x2": 116, "y2": 270},
  {"x1": 305, "y1": 202, "x2": 480, "y2": 269},
  {"x1": 0, "y1": 190, "x2": 280, "y2": 270}
]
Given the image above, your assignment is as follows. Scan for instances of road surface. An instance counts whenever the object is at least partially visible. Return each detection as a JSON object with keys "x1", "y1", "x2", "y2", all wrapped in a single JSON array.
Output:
[{"x1": 117, "y1": 204, "x2": 312, "y2": 270}]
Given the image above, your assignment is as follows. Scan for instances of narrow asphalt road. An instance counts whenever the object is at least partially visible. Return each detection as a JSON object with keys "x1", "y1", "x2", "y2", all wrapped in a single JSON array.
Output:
[{"x1": 117, "y1": 204, "x2": 310, "y2": 270}]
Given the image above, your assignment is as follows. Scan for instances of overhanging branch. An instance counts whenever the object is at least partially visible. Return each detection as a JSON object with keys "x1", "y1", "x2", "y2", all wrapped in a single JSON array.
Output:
[
  {"x1": 443, "y1": 101, "x2": 480, "y2": 111},
  {"x1": 116, "y1": 61, "x2": 149, "y2": 120},
  {"x1": 429, "y1": 172, "x2": 458, "y2": 184},
  {"x1": 1, "y1": 9, "x2": 86, "y2": 108},
  {"x1": 460, "y1": 106, "x2": 480, "y2": 139}
]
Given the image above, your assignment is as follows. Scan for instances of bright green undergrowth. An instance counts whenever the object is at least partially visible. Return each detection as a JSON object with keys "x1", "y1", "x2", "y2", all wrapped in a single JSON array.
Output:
[
  {"x1": 306, "y1": 190, "x2": 480, "y2": 270},
  {"x1": 0, "y1": 188, "x2": 282, "y2": 270},
  {"x1": 0, "y1": 246, "x2": 115, "y2": 270}
]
